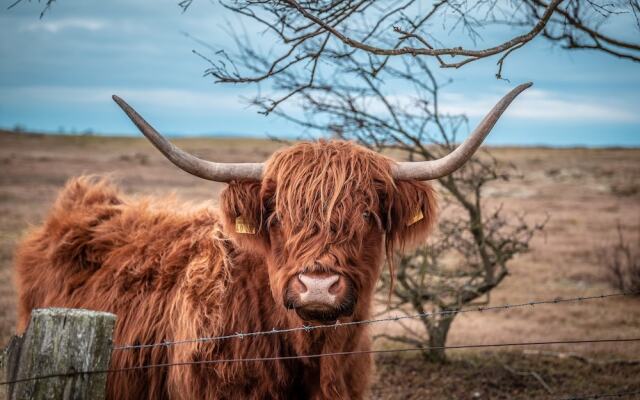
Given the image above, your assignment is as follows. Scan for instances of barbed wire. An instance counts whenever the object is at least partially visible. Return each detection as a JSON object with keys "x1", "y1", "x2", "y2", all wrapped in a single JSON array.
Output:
[
  {"x1": 2, "y1": 337, "x2": 638, "y2": 386},
  {"x1": 113, "y1": 291, "x2": 638, "y2": 351}
]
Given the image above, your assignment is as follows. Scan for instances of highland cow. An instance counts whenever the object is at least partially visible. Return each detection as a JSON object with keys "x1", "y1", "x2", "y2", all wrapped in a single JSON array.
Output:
[{"x1": 14, "y1": 83, "x2": 531, "y2": 399}]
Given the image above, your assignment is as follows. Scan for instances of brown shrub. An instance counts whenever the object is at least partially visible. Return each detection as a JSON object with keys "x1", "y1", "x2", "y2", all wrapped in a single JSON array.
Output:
[{"x1": 597, "y1": 224, "x2": 640, "y2": 294}]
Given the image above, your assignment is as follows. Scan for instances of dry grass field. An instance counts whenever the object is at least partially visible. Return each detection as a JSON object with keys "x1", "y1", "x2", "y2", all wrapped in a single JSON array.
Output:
[{"x1": 1, "y1": 130, "x2": 639, "y2": 399}]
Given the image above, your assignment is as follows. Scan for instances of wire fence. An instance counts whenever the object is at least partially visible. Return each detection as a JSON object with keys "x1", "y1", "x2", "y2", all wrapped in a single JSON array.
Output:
[
  {"x1": 3, "y1": 290, "x2": 639, "y2": 397},
  {"x1": 113, "y1": 291, "x2": 637, "y2": 351},
  {"x1": 2, "y1": 337, "x2": 639, "y2": 386}
]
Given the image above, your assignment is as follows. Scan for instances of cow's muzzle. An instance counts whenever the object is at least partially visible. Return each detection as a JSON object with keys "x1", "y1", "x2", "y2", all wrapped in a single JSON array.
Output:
[{"x1": 284, "y1": 272, "x2": 355, "y2": 323}]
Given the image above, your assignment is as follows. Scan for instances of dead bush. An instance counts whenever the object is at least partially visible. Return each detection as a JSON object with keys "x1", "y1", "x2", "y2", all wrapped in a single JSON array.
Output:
[{"x1": 597, "y1": 225, "x2": 640, "y2": 294}]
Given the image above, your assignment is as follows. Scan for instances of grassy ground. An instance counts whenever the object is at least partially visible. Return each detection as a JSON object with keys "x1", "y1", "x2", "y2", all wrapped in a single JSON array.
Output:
[
  {"x1": 1, "y1": 130, "x2": 639, "y2": 399},
  {"x1": 371, "y1": 352, "x2": 640, "y2": 399}
]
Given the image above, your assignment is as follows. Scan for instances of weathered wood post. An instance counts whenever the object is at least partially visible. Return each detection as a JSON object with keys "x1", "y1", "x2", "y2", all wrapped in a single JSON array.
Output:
[{"x1": 2, "y1": 308, "x2": 116, "y2": 400}]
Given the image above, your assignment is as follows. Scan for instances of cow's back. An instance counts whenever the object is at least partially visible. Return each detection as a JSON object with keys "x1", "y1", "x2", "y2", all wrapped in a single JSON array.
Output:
[{"x1": 14, "y1": 176, "x2": 230, "y2": 399}]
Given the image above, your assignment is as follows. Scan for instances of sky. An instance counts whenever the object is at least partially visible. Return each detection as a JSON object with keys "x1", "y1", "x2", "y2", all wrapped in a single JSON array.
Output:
[{"x1": 0, "y1": 0, "x2": 639, "y2": 147}]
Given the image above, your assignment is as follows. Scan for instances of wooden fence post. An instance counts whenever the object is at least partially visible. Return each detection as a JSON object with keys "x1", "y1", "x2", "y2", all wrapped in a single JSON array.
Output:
[{"x1": 3, "y1": 308, "x2": 116, "y2": 400}]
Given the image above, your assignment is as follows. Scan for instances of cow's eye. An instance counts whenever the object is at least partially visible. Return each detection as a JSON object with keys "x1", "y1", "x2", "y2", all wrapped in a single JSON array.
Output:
[
  {"x1": 362, "y1": 211, "x2": 371, "y2": 221},
  {"x1": 269, "y1": 214, "x2": 280, "y2": 227}
]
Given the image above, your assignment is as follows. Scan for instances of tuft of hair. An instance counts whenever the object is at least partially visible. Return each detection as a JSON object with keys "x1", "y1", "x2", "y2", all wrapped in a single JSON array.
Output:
[
  {"x1": 263, "y1": 140, "x2": 438, "y2": 277},
  {"x1": 264, "y1": 141, "x2": 395, "y2": 250},
  {"x1": 24, "y1": 176, "x2": 124, "y2": 270}
]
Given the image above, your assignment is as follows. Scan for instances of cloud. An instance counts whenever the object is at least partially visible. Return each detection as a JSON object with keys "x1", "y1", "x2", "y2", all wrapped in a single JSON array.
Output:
[
  {"x1": 0, "y1": 86, "x2": 252, "y2": 113},
  {"x1": 343, "y1": 87, "x2": 638, "y2": 124},
  {"x1": 439, "y1": 88, "x2": 639, "y2": 123},
  {"x1": 22, "y1": 18, "x2": 106, "y2": 33}
]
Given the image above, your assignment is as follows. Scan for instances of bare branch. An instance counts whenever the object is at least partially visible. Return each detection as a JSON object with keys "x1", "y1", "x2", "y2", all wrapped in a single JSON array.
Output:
[{"x1": 201, "y1": 0, "x2": 640, "y2": 113}]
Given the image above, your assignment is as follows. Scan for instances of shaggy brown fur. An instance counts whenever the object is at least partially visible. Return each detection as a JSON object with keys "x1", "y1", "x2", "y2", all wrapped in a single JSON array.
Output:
[{"x1": 15, "y1": 140, "x2": 436, "y2": 399}]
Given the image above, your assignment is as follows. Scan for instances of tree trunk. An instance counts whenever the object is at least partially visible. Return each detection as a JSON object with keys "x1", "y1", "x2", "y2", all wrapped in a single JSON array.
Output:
[{"x1": 423, "y1": 314, "x2": 455, "y2": 363}]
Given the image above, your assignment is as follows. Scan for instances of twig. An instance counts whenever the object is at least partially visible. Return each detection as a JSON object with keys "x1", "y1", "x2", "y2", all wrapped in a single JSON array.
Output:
[
  {"x1": 502, "y1": 363, "x2": 553, "y2": 394},
  {"x1": 523, "y1": 349, "x2": 640, "y2": 366}
]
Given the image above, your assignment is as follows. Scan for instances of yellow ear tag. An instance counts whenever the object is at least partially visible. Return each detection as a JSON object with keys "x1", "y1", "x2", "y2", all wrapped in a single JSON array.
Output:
[
  {"x1": 235, "y1": 216, "x2": 256, "y2": 234},
  {"x1": 407, "y1": 209, "x2": 424, "y2": 227}
]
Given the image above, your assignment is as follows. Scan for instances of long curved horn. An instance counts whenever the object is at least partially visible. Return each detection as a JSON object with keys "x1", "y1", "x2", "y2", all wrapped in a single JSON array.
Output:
[
  {"x1": 393, "y1": 82, "x2": 532, "y2": 181},
  {"x1": 112, "y1": 95, "x2": 263, "y2": 182}
]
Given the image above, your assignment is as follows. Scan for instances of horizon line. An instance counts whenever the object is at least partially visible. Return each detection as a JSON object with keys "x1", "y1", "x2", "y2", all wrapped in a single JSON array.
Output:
[{"x1": 2, "y1": 128, "x2": 639, "y2": 150}]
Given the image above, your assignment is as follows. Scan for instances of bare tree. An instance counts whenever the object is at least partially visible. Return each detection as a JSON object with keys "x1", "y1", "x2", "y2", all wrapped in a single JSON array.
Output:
[
  {"x1": 377, "y1": 185, "x2": 546, "y2": 363},
  {"x1": 192, "y1": 2, "x2": 566, "y2": 361},
  {"x1": 232, "y1": 51, "x2": 544, "y2": 361},
  {"x1": 176, "y1": 0, "x2": 559, "y2": 354}
]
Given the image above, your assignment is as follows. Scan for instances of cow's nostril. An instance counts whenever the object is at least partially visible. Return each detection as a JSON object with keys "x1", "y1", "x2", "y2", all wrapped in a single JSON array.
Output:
[
  {"x1": 296, "y1": 274, "x2": 307, "y2": 292},
  {"x1": 328, "y1": 278, "x2": 343, "y2": 295}
]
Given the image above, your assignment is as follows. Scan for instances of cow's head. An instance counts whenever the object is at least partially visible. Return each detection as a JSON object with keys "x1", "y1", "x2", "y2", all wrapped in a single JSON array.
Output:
[
  {"x1": 218, "y1": 142, "x2": 437, "y2": 324},
  {"x1": 112, "y1": 83, "x2": 531, "y2": 324}
]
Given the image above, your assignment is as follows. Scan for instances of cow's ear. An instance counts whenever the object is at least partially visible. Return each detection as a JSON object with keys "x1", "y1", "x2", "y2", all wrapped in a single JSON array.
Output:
[
  {"x1": 220, "y1": 181, "x2": 268, "y2": 252},
  {"x1": 387, "y1": 180, "x2": 437, "y2": 250}
]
